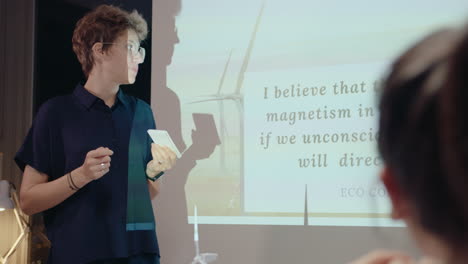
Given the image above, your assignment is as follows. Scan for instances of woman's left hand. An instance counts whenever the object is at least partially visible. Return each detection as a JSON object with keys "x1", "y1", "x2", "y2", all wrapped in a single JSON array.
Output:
[{"x1": 147, "y1": 143, "x2": 177, "y2": 177}]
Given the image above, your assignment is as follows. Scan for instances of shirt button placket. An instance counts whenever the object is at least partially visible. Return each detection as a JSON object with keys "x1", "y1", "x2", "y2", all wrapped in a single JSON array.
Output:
[
  {"x1": 106, "y1": 109, "x2": 117, "y2": 174},
  {"x1": 109, "y1": 111, "x2": 118, "y2": 173}
]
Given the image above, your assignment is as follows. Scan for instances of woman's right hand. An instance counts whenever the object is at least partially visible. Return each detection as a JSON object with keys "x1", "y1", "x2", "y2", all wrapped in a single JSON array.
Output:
[{"x1": 73, "y1": 147, "x2": 114, "y2": 185}]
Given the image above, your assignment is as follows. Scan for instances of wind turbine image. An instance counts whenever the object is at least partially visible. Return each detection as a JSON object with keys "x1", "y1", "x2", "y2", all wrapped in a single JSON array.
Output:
[
  {"x1": 188, "y1": 3, "x2": 265, "y2": 176},
  {"x1": 191, "y1": 206, "x2": 218, "y2": 264},
  {"x1": 189, "y1": 50, "x2": 233, "y2": 170}
]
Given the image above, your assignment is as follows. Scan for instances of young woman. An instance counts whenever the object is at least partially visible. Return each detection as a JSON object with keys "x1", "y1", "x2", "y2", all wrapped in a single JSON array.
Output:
[
  {"x1": 350, "y1": 26, "x2": 468, "y2": 264},
  {"x1": 15, "y1": 5, "x2": 175, "y2": 264}
]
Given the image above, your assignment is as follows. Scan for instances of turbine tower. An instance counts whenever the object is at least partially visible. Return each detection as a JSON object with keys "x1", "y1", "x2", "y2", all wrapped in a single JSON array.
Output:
[{"x1": 188, "y1": 3, "x2": 265, "y2": 176}]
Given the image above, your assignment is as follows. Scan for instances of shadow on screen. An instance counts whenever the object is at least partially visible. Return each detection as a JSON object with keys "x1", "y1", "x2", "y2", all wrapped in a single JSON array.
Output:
[{"x1": 151, "y1": 1, "x2": 222, "y2": 264}]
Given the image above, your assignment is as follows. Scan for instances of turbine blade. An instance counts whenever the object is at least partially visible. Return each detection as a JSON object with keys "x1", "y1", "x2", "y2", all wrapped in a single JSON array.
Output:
[
  {"x1": 235, "y1": 2, "x2": 265, "y2": 95},
  {"x1": 217, "y1": 50, "x2": 233, "y2": 95},
  {"x1": 188, "y1": 98, "x2": 223, "y2": 104}
]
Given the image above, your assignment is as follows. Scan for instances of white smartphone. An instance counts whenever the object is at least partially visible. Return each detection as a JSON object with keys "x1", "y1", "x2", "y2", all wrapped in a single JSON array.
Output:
[{"x1": 147, "y1": 129, "x2": 182, "y2": 158}]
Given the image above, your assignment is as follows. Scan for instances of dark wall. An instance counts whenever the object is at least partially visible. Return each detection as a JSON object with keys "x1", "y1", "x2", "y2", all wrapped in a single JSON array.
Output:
[
  {"x1": 0, "y1": 0, "x2": 35, "y2": 263},
  {"x1": 34, "y1": 0, "x2": 152, "y2": 113}
]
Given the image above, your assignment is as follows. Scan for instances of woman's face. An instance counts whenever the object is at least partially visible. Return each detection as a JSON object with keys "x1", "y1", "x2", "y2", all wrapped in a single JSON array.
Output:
[{"x1": 104, "y1": 29, "x2": 144, "y2": 85}]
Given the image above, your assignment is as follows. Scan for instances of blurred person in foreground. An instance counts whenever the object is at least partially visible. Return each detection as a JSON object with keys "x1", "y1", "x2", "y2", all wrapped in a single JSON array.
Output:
[{"x1": 350, "y1": 24, "x2": 468, "y2": 264}]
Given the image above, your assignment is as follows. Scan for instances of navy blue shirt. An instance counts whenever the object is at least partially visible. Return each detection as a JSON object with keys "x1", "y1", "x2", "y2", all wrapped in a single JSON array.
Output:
[{"x1": 15, "y1": 84, "x2": 159, "y2": 264}]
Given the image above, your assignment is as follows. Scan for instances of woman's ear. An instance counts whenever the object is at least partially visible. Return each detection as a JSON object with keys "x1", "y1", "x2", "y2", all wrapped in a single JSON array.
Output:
[
  {"x1": 91, "y1": 42, "x2": 105, "y2": 62},
  {"x1": 380, "y1": 167, "x2": 409, "y2": 220}
]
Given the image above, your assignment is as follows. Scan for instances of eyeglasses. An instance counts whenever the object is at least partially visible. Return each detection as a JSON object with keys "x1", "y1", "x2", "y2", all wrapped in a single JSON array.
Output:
[{"x1": 101, "y1": 42, "x2": 146, "y2": 62}]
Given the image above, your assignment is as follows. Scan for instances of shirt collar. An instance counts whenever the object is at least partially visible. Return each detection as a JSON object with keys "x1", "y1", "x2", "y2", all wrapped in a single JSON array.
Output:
[
  {"x1": 73, "y1": 83, "x2": 130, "y2": 110},
  {"x1": 73, "y1": 83, "x2": 97, "y2": 110},
  {"x1": 116, "y1": 88, "x2": 130, "y2": 109}
]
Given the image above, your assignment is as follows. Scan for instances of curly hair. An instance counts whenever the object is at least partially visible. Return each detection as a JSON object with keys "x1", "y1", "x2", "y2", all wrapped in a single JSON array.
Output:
[{"x1": 72, "y1": 5, "x2": 148, "y2": 77}]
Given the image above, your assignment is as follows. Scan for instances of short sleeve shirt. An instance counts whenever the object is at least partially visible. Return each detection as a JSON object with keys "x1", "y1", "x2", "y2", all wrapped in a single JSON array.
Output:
[{"x1": 15, "y1": 84, "x2": 159, "y2": 264}]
